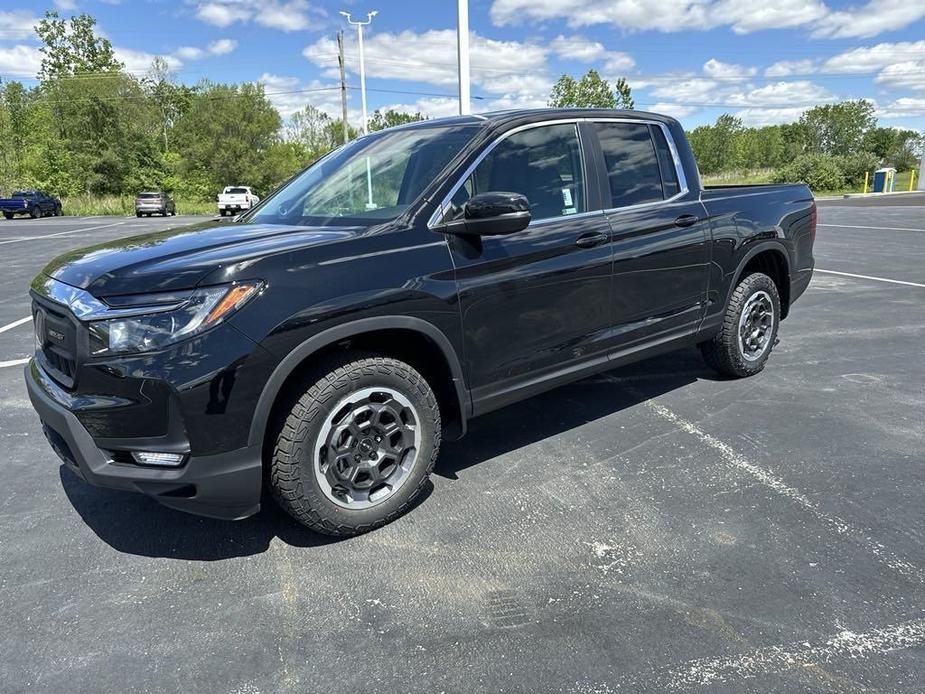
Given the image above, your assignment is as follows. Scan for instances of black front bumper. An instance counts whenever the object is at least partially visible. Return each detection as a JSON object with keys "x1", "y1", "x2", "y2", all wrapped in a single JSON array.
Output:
[{"x1": 25, "y1": 359, "x2": 263, "y2": 521}]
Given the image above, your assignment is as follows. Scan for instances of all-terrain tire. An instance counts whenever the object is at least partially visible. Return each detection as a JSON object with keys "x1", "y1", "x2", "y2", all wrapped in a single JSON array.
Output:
[
  {"x1": 270, "y1": 354, "x2": 441, "y2": 536},
  {"x1": 699, "y1": 272, "x2": 781, "y2": 378}
]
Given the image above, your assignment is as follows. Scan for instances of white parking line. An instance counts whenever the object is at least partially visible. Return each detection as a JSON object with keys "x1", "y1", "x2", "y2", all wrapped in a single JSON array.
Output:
[
  {"x1": 0, "y1": 357, "x2": 29, "y2": 368},
  {"x1": 643, "y1": 398, "x2": 923, "y2": 583},
  {"x1": 0, "y1": 316, "x2": 31, "y2": 334},
  {"x1": 0, "y1": 221, "x2": 125, "y2": 245},
  {"x1": 593, "y1": 617, "x2": 925, "y2": 691},
  {"x1": 816, "y1": 269, "x2": 925, "y2": 288},
  {"x1": 818, "y1": 223, "x2": 925, "y2": 232}
]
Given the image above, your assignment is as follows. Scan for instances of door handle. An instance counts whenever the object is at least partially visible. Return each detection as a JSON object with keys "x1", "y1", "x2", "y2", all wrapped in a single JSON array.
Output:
[
  {"x1": 575, "y1": 231, "x2": 609, "y2": 248},
  {"x1": 674, "y1": 214, "x2": 700, "y2": 228}
]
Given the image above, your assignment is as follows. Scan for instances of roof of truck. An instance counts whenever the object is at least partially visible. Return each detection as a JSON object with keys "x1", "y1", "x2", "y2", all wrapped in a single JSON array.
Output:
[{"x1": 388, "y1": 108, "x2": 678, "y2": 132}]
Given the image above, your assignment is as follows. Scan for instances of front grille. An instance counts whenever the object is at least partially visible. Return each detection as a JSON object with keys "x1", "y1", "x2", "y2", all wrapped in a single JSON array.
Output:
[{"x1": 32, "y1": 297, "x2": 80, "y2": 388}]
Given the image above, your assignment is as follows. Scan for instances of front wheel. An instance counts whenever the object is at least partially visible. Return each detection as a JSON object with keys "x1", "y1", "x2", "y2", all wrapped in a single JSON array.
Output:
[
  {"x1": 270, "y1": 354, "x2": 441, "y2": 536},
  {"x1": 31, "y1": 206, "x2": 42, "y2": 219},
  {"x1": 700, "y1": 272, "x2": 781, "y2": 378}
]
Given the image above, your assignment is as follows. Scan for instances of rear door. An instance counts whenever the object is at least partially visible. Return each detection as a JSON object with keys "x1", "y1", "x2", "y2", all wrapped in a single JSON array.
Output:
[
  {"x1": 439, "y1": 121, "x2": 614, "y2": 412},
  {"x1": 591, "y1": 120, "x2": 710, "y2": 350}
]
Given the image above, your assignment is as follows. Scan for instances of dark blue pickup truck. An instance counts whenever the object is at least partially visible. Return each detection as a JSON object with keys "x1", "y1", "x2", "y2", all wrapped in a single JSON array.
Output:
[{"x1": 0, "y1": 190, "x2": 62, "y2": 219}]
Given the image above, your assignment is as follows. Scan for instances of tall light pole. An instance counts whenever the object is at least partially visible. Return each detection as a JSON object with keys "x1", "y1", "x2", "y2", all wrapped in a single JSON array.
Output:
[
  {"x1": 340, "y1": 10, "x2": 377, "y2": 135},
  {"x1": 457, "y1": 0, "x2": 470, "y2": 115},
  {"x1": 918, "y1": 135, "x2": 925, "y2": 191}
]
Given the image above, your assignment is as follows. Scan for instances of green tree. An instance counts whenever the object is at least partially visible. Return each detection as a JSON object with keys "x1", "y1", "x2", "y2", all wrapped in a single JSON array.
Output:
[
  {"x1": 548, "y1": 69, "x2": 633, "y2": 109},
  {"x1": 368, "y1": 108, "x2": 426, "y2": 132},
  {"x1": 143, "y1": 57, "x2": 194, "y2": 154},
  {"x1": 863, "y1": 127, "x2": 922, "y2": 170},
  {"x1": 35, "y1": 11, "x2": 122, "y2": 79},
  {"x1": 172, "y1": 81, "x2": 281, "y2": 196},
  {"x1": 800, "y1": 100, "x2": 876, "y2": 156},
  {"x1": 687, "y1": 114, "x2": 745, "y2": 175}
]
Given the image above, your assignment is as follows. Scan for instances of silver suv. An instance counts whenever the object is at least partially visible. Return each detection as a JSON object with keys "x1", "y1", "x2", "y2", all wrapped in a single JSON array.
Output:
[{"x1": 134, "y1": 191, "x2": 176, "y2": 217}]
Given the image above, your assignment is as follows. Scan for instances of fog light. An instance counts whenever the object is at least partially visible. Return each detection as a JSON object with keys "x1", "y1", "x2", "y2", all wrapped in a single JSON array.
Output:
[{"x1": 131, "y1": 451, "x2": 185, "y2": 467}]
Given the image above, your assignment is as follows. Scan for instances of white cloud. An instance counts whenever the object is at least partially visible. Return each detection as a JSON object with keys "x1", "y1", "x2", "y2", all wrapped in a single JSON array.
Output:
[
  {"x1": 257, "y1": 72, "x2": 344, "y2": 118},
  {"x1": 649, "y1": 77, "x2": 719, "y2": 103},
  {"x1": 822, "y1": 40, "x2": 925, "y2": 74},
  {"x1": 876, "y1": 61, "x2": 925, "y2": 93},
  {"x1": 208, "y1": 38, "x2": 238, "y2": 55},
  {"x1": 876, "y1": 97, "x2": 925, "y2": 119},
  {"x1": 0, "y1": 11, "x2": 40, "y2": 41},
  {"x1": 811, "y1": 0, "x2": 925, "y2": 39},
  {"x1": 765, "y1": 59, "x2": 817, "y2": 77},
  {"x1": 304, "y1": 29, "x2": 551, "y2": 98},
  {"x1": 115, "y1": 47, "x2": 183, "y2": 74},
  {"x1": 491, "y1": 0, "x2": 827, "y2": 34},
  {"x1": 735, "y1": 107, "x2": 811, "y2": 126},
  {"x1": 194, "y1": 1, "x2": 314, "y2": 32},
  {"x1": 489, "y1": 0, "x2": 922, "y2": 39},
  {"x1": 549, "y1": 34, "x2": 635, "y2": 72},
  {"x1": 724, "y1": 81, "x2": 835, "y2": 107},
  {"x1": 169, "y1": 39, "x2": 239, "y2": 64},
  {"x1": 196, "y1": 2, "x2": 251, "y2": 27},
  {"x1": 0, "y1": 45, "x2": 42, "y2": 78},
  {"x1": 645, "y1": 102, "x2": 696, "y2": 120},
  {"x1": 175, "y1": 46, "x2": 205, "y2": 61},
  {"x1": 54, "y1": 0, "x2": 78, "y2": 10},
  {"x1": 703, "y1": 58, "x2": 756, "y2": 80}
]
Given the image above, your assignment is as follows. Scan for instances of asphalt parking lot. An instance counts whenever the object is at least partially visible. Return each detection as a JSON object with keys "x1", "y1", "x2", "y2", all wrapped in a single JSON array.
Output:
[{"x1": 1, "y1": 203, "x2": 923, "y2": 693}]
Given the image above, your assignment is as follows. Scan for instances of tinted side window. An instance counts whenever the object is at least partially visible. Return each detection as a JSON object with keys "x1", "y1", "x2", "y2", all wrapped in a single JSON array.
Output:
[
  {"x1": 651, "y1": 126, "x2": 681, "y2": 198},
  {"x1": 447, "y1": 123, "x2": 585, "y2": 222},
  {"x1": 594, "y1": 122, "x2": 663, "y2": 208}
]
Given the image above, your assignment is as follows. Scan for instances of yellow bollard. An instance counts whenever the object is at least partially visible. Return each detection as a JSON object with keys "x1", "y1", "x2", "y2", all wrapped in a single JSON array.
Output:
[
  {"x1": 863, "y1": 171, "x2": 869, "y2": 194},
  {"x1": 910, "y1": 170, "x2": 917, "y2": 192}
]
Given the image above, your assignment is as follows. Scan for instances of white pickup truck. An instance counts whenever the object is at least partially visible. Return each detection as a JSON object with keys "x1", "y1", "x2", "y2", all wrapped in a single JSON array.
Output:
[{"x1": 217, "y1": 186, "x2": 259, "y2": 217}]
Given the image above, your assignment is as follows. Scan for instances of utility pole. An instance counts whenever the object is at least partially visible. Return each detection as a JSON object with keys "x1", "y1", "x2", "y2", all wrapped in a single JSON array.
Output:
[
  {"x1": 340, "y1": 11, "x2": 377, "y2": 135},
  {"x1": 336, "y1": 30, "x2": 349, "y2": 144},
  {"x1": 457, "y1": 0, "x2": 471, "y2": 115}
]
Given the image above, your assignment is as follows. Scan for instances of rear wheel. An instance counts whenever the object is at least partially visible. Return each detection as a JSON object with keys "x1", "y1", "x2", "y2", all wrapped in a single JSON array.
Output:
[
  {"x1": 136, "y1": 211, "x2": 142, "y2": 218},
  {"x1": 270, "y1": 354, "x2": 441, "y2": 536},
  {"x1": 700, "y1": 272, "x2": 780, "y2": 378},
  {"x1": 3, "y1": 212, "x2": 12, "y2": 220}
]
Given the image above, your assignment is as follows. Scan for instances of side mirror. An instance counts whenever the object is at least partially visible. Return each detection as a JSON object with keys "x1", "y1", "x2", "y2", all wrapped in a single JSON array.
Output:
[{"x1": 442, "y1": 191, "x2": 531, "y2": 236}]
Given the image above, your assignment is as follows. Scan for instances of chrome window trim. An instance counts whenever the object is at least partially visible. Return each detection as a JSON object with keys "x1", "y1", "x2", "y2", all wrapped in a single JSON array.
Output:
[
  {"x1": 32, "y1": 276, "x2": 185, "y2": 321},
  {"x1": 428, "y1": 117, "x2": 690, "y2": 229}
]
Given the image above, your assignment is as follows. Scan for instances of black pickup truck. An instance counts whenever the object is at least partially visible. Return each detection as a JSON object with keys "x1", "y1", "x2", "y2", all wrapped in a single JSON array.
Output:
[{"x1": 25, "y1": 109, "x2": 815, "y2": 536}]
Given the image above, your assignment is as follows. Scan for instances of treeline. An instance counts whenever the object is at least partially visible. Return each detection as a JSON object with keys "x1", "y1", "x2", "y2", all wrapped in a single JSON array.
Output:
[
  {"x1": 688, "y1": 101, "x2": 922, "y2": 191},
  {"x1": 0, "y1": 11, "x2": 423, "y2": 203}
]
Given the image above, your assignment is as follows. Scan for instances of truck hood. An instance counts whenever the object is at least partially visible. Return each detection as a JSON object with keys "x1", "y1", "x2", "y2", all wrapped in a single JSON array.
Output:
[{"x1": 42, "y1": 219, "x2": 363, "y2": 297}]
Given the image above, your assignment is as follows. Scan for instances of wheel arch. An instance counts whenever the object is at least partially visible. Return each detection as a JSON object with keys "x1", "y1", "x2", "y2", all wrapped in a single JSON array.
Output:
[
  {"x1": 728, "y1": 242, "x2": 791, "y2": 318},
  {"x1": 248, "y1": 316, "x2": 469, "y2": 452}
]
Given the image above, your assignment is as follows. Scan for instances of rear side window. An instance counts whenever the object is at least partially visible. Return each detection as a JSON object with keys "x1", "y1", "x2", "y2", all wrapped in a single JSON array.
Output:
[
  {"x1": 651, "y1": 126, "x2": 681, "y2": 198},
  {"x1": 594, "y1": 122, "x2": 664, "y2": 208}
]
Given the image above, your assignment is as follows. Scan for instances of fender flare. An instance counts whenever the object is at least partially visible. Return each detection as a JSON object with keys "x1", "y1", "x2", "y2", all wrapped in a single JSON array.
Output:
[
  {"x1": 247, "y1": 315, "x2": 469, "y2": 448},
  {"x1": 723, "y1": 240, "x2": 791, "y2": 312}
]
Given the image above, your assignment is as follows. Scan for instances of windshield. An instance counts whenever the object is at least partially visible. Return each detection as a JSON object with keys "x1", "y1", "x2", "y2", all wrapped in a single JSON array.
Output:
[
  {"x1": 248, "y1": 124, "x2": 478, "y2": 226},
  {"x1": 138, "y1": 192, "x2": 162, "y2": 199}
]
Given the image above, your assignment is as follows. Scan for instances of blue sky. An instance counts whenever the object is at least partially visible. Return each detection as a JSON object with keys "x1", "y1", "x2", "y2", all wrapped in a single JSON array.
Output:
[{"x1": 2, "y1": 0, "x2": 924, "y2": 132}]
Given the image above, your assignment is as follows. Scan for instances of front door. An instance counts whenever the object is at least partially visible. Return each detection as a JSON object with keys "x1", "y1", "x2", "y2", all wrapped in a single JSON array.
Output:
[{"x1": 440, "y1": 122, "x2": 614, "y2": 413}]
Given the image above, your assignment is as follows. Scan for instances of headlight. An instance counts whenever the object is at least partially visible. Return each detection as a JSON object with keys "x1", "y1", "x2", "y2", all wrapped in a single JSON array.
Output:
[{"x1": 87, "y1": 282, "x2": 263, "y2": 355}]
